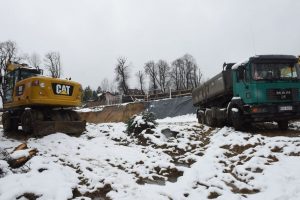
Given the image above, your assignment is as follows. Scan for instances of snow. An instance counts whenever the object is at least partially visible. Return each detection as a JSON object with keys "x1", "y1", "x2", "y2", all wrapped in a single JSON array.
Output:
[
  {"x1": 232, "y1": 59, "x2": 249, "y2": 69},
  {"x1": 0, "y1": 115, "x2": 300, "y2": 200},
  {"x1": 76, "y1": 102, "x2": 132, "y2": 113},
  {"x1": 10, "y1": 149, "x2": 30, "y2": 160},
  {"x1": 0, "y1": 157, "x2": 78, "y2": 200},
  {"x1": 156, "y1": 114, "x2": 196, "y2": 123},
  {"x1": 133, "y1": 115, "x2": 146, "y2": 126},
  {"x1": 231, "y1": 107, "x2": 239, "y2": 112},
  {"x1": 76, "y1": 107, "x2": 103, "y2": 112},
  {"x1": 231, "y1": 96, "x2": 241, "y2": 100}
]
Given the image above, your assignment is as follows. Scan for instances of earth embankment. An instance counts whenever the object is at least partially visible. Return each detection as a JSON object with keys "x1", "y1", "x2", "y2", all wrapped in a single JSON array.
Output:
[{"x1": 78, "y1": 96, "x2": 196, "y2": 123}]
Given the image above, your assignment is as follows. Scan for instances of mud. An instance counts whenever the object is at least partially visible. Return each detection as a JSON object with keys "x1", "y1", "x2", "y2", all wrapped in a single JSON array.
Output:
[
  {"x1": 71, "y1": 184, "x2": 112, "y2": 200},
  {"x1": 247, "y1": 122, "x2": 300, "y2": 137},
  {"x1": 16, "y1": 193, "x2": 41, "y2": 200},
  {"x1": 207, "y1": 191, "x2": 221, "y2": 199}
]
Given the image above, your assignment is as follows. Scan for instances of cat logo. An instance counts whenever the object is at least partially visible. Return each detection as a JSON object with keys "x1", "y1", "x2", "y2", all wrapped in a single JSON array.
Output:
[{"x1": 52, "y1": 83, "x2": 73, "y2": 96}]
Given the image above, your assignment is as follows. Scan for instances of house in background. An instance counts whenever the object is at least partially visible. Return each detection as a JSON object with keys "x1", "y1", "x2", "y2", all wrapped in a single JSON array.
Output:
[
  {"x1": 98, "y1": 92, "x2": 122, "y2": 105},
  {"x1": 85, "y1": 92, "x2": 122, "y2": 107}
]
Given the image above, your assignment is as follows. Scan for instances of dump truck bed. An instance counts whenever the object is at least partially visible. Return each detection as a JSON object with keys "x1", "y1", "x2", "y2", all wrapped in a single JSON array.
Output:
[{"x1": 192, "y1": 70, "x2": 233, "y2": 107}]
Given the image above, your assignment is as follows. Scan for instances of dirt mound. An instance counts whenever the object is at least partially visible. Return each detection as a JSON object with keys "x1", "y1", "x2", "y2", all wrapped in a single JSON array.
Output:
[{"x1": 78, "y1": 102, "x2": 145, "y2": 123}]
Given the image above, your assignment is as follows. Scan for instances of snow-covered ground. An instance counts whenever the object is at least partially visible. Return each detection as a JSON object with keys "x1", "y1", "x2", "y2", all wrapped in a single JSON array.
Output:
[{"x1": 0, "y1": 115, "x2": 300, "y2": 200}]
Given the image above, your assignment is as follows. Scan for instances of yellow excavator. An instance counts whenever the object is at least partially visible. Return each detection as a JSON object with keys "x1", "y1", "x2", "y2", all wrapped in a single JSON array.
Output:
[{"x1": 1, "y1": 62, "x2": 86, "y2": 136}]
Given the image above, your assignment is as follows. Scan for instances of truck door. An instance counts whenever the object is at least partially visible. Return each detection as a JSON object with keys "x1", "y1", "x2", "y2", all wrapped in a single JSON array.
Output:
[{"x1": 234, "y1": 64, "x2": 251, "y2": 102}]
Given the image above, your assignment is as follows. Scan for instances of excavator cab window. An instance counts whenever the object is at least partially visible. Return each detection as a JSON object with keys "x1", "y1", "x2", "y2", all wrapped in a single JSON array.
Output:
[
  {"x1": 3, "y1": 68, "x2": 41, "y2": 103},
  {"x1": 3, "y1": 71, "x2": 17, "y2": 103},
  {"x1": 18, "y1": 69, "x2": 41, "y2": 81}
]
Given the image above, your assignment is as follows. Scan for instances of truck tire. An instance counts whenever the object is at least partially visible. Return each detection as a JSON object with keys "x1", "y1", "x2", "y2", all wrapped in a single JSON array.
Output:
[
  {"x1": 231, "y1": 108, "x2": 243, "y2": 131},
  {"x1": 205, "y1": 109, "x2": 217, "y2": 127},
  {"x1": 227, "y1": 105, "x2": 233, "y2": 126},
  {"x1": 197, "y1": 110, "x2": 205, "y2": 124},
  {"x1": 277, "y1": 121, "x2": 288, "y2": 131}
]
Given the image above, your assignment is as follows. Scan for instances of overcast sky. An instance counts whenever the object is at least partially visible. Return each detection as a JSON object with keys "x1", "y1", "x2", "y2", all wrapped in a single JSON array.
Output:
[{"x1": 1, "y1": 0, "x2": 300, "y2": 89}]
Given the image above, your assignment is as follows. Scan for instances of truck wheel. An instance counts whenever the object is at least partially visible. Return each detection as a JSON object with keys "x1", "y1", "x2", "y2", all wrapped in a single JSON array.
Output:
[
  {"x1": 197, "y1": 110, "x2": 205, "y2": 124},
  {"x1": 227, "y1": 105, "x2": 233, "y2": 126},
  {"x1": 205, "y1": 109, "x2": 217, "y2": 127},
  {"x1": 231, "y1": 108, "x2": 243, "y2": 131},
  {"x1": 197, "y1": 115, "x2": 202, "y2": 123},
  {"x1": 21, "y1": 110, "x2": 33, "y2": 133},
  {"x1": 277, "y1": 121, "x2": 288, "y2": 130}
]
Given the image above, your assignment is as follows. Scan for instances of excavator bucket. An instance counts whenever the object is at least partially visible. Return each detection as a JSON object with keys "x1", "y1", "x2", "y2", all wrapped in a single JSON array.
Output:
[{"x1": 31, "y1": 120, "x2": 86, "y2": 136}]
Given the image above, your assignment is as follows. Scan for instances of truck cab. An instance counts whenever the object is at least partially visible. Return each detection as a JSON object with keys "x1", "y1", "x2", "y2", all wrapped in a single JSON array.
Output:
[{"x1": 232, "y1": 55, "x2": 300, "y2": 129}]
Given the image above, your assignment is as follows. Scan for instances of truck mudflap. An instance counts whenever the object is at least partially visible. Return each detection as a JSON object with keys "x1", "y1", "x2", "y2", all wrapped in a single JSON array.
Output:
[{"x1": 31, "y1": 120, "x2": 86, "y2": 136}]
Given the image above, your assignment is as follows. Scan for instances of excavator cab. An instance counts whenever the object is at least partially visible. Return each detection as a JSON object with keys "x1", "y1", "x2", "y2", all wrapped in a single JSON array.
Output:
[{"x1": 3, "y1": 65, "x2": 41, "y2": 103}]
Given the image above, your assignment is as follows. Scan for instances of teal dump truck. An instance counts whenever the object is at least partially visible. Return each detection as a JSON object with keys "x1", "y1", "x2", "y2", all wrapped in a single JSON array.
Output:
[{"x1": 192, "y1": 55, "x2": 300, "y2": 130}]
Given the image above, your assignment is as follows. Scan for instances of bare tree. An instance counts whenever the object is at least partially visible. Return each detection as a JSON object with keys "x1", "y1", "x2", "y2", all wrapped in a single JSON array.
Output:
[
  {"x1": 182, "y1": 54, "x2": 201, "y2": 88},
  {"x1": 170, "y1": 54, "x2": 201, "y2": 90},
  {"x1": 171, "y1": 58, "x2": 186, "y2": 90},
  {"x1": 114, "y1": 57, "x2": 130, "y2": 95},
  {"x1": 27, "y1": 53, "x2": 42, "y2": 69},
  {"x1": 170, "y1": 59, "x2": 182, "y2": 90},
  {"x1": 109, "y1": 79, "x2": 117, "y2": 93},
  {"x1": 144, "y1": 61, "x2": 158, "y2": 94},
  {"x1": 100, "y1": 78, "x2": 109, "y2": 92},
  {"x1": 0, "y1": 40, "x2": 21, "y2": 101},
  {"x1": 44, "y1": 51, "x2": 62, "y2": 78},
  {"x1": 194, "y1": 68, "x2": 202, "y2": 88},
  {"x1": 156, "y1": 60, "x2": 170, "y2": 93},
  {"x1": 136, "y1": 70, "x2": 145, "y2": 94},
  {"x1": 182, "y1": 54, "x2": 193, "y2": 89}
]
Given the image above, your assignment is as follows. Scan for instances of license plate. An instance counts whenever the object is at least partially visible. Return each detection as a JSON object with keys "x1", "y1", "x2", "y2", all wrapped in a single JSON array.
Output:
[{"x1": 279, "y1": 105, "x2": 293, "y2": 111}]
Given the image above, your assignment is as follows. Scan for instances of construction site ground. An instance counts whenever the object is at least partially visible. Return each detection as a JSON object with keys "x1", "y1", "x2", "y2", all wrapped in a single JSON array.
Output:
[{"x1": 0, "y1": 113, "x2": 300, "y2": 200}]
